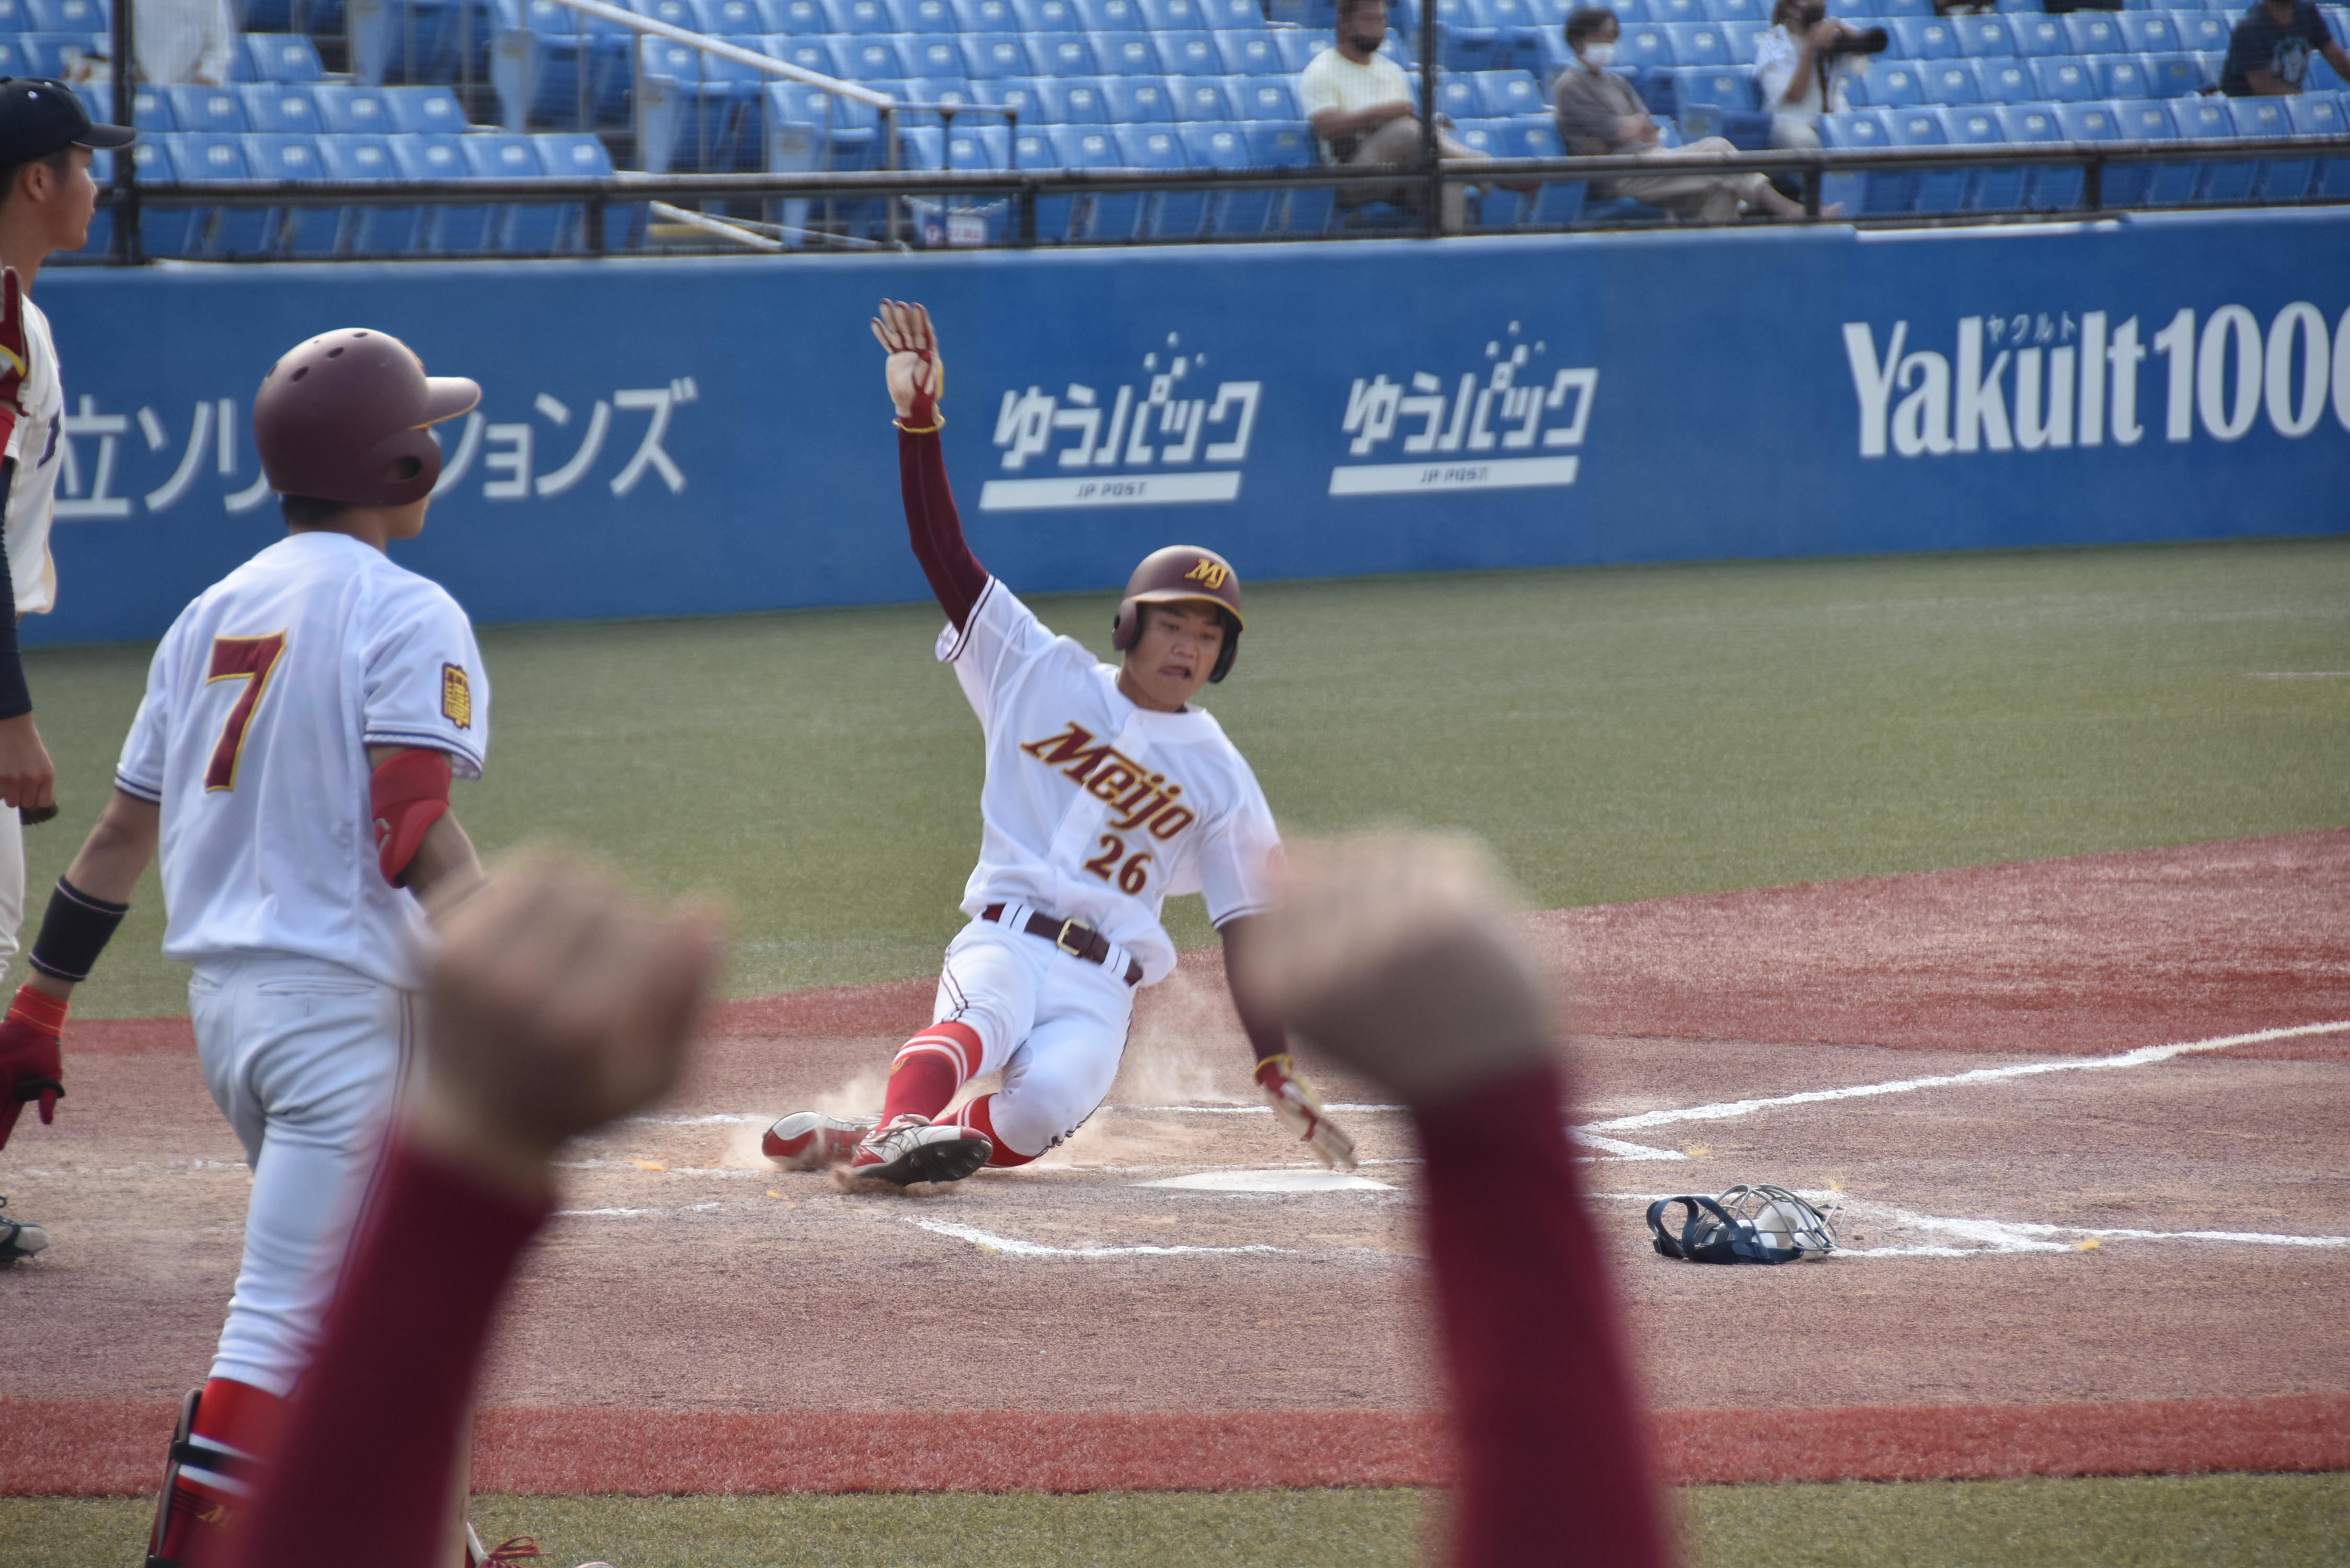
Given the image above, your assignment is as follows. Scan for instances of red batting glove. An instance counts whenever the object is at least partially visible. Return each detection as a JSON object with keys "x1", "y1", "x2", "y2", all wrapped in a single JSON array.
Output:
[
  {"x1": 0, "y1": 984, "x2": 67, "y2": 1150},
  {"x1": 0, "y1": 268, "x2": 27, "y2": 459}
]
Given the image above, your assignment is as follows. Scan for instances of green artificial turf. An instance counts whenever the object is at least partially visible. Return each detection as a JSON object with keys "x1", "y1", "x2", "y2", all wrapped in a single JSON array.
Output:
[
  {"x1": 22, "y1": 536, "x2": 2350, "y2": 1018},
  {"x1": 9, "y1": 1473, "x2": 2349, "y2": 1566}
]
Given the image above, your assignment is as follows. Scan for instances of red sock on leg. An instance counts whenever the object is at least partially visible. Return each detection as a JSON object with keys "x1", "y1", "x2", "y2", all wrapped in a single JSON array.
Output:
[
  {"x1": 152, "y1": 1376, "x2": 290, "y2": 1564},
  {"x1": 942, "y1": 1093, "x2": 1039, "y2": 1169},
  {"x1": 879, "y1": 1023, "x2": 983, "y2": 1125}
]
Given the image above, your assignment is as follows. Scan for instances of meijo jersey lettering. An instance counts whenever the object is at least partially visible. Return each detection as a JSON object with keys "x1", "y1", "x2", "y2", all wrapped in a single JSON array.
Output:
[
  {"x1": 940, "y1": 579, "x2": 1277, "y2": 985},
  {"x1": 114, "y1": 532, "x2": 490, "y2": 989}
]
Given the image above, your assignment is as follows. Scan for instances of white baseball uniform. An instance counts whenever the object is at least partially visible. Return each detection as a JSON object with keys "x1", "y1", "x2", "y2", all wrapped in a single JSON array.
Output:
[
  {"x1": 927, "y1": 578, "x2": 1279, "y2": 1158},
  {"x1": 0, "y1": 294, "x2": 69, "y2": 973},
  {"x1": 115, "y1": 529, "x2": 489, "y2": 1397}
]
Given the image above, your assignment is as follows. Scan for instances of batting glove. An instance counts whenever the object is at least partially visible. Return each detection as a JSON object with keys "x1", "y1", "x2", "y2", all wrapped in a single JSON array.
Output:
[
  {"x1": 1255, "y1": 1053, "x2": 1356, "y2": 1172},
  {"x1": 0, "y1": 985, "x2": 67, "y2": 1151},
  {"x1": 870, "y1": 298, "x2": 944, "y2": 433},
  {"x1": 0, "y1": 268, "x2": 27, "y2": 458}
]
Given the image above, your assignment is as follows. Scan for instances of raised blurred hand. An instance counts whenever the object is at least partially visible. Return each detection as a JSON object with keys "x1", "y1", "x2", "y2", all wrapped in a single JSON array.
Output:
[{"x1": 870, "y1": 298, "x2": 943, "y2": 430}]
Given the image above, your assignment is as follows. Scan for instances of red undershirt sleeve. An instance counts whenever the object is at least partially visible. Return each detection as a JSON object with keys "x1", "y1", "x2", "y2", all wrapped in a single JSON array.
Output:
[
  {"x1": 1412, "y1": 1061, "x2": 1671, "y2": 1567},
  {"x1": 898, "y1": 426, "x2": 988, "y2": 630},
  {"x1": 223, "y1": 1138, "x2": 551, "y2": 1568}
]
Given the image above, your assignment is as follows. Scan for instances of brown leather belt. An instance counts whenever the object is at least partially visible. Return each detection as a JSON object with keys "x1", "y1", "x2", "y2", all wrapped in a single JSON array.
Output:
[{"x1": 982, "y1": 903, "x2": 1143, "y2": 987}]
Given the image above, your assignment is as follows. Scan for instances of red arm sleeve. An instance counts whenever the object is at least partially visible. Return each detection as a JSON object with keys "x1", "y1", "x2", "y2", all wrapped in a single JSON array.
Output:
[
  {"x1": 1413, "y1": 1062, "x2": 1672, "y2": 1568},
  {"x1": 223, "y1": 1138, "x2": 551, "y2": 1568},
  {"x1": 900, "y1": 426, "x2": 988, "y2": 630}
]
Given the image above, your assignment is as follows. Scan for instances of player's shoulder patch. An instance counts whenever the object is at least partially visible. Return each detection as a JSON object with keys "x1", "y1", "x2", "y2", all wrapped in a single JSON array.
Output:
[{"x1": 441, "y1": 663, "x2": 473, "y2": 729}]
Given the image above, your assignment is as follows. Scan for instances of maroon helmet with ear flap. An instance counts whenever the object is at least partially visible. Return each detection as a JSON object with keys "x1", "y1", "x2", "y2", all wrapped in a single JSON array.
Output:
[
  {"x1": 251, "y1": 329, "x2": 480, "y2": 508},
  {"x1": 1110, "y1": 545, "x2": 1246, "y2": 683}
]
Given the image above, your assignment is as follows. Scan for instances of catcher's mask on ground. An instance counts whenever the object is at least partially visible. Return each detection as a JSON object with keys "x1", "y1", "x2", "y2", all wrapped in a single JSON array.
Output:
[{"x1": 1111, "y1": 546, "x2": 1246, "y2": 683}]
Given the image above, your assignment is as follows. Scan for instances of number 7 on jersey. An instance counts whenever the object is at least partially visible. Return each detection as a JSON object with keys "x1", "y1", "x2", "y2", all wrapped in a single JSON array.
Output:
[{"x1": 204, "y1": 632, "x2": 287, "y2": 791}]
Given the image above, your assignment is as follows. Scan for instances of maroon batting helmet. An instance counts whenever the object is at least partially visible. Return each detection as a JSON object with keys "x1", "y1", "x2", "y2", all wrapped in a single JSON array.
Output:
[
  {"x1": 252, "y1": 328, "x2": 480, "y2": 508},
  {"x1": 1110, "y1": 545, "x2": 1246, "y2": 683}
]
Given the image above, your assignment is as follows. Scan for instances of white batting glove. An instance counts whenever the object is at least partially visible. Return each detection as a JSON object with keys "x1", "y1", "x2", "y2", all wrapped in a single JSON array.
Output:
[{"x1": 1254, "y1": 1053, "x2": 1357, "y2": 1172}]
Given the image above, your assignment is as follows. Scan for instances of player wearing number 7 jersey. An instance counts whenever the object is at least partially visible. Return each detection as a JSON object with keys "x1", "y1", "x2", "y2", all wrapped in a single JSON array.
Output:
[
  {"x1": 762, "y1": 302, "x2": 1356, "y2": 1187},
  {"x1": 5, "y1": 329, "x2": 496, "y2": 1567}
]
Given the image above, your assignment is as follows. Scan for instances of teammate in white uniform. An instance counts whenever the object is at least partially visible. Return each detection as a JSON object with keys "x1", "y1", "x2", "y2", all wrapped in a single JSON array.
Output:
[
  {"x1": 0, "y1": 78, "x2": 136, "y2": 1267},
  {"x1": 762, "y1": 302, "x2": 1358, "y2": 1185},
  {"x1": 3, "y1": 329, "x2": 495, "y2": 1566}
]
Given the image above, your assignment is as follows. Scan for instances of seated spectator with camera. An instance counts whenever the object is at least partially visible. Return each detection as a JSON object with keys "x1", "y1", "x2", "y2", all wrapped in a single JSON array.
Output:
[
  {"x1": 1553, "y1": 7, "x2": 1830, "y2": 221},
  {"x1": 2221, "y1": 0, "x2": 2350, "y2": 94},
  {"x1": 1755, "y1": 0, "x2": 1885, "y2": 151},
  {"x1": 1300, "y1": 0, "x2": 1487, "y2": 232}
]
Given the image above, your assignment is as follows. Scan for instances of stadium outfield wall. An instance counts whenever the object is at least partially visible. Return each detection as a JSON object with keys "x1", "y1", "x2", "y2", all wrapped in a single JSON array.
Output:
[{"x1": 32, "y1": 206, "x2": 2350, "y2": 646}]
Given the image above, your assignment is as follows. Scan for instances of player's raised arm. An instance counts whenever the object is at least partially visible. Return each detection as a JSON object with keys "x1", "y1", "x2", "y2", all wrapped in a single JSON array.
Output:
[{"x1": 873, "y1": 300, "x2": 988, "y2": 629}]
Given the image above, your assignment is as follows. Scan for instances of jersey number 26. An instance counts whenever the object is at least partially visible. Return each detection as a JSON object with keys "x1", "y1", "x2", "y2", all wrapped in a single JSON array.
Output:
[
  {"x1": 204, "y1": 632, "x2": 287, "y2": 791},
  {"x1": 1082, "y1": 833, "x2": 1153, "y2": 896}
]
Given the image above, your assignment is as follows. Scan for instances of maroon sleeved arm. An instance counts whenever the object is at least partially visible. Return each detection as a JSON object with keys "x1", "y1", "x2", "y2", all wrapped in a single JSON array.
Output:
[
  {"x1": 898, "y1": 426, "x2": 988, "y2": 629},
  {"x1": 1413, "y1": 1062, "x2": 1672, "y2": 1567},
  {"x1": 222, "y1": 1138, "x2": 551, "y2": 1568}
]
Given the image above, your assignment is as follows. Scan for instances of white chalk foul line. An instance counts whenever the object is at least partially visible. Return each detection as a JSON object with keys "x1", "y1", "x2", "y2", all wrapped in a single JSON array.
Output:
[
  {"x1": 909, "y1": 1216, "x2": 1288, "y2": 1260},
  {"x1": 1581, "y1": 1019, "x2": 2350, "y2": 1136}
]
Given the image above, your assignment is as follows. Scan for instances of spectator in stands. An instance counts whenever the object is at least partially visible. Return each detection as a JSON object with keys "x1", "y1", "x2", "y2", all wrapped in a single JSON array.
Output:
[
  {"x1": 1553, "y1": 7, "x2": 1830, "y2": 221},
  {"x1": 1755, "y1": 0, "x2": 1868, "y2": 151},
  {"x1": 1300, "y1": 0, "x2": 1485, "y2": 232},
  {"x1": 217, "y1": 829, "x2": 1672, "y2": 1568},
  {"x1": 2221, "y1": 0, "x2": 2350, "y2": 94},
  {"x1": 133, "y1": 0, "x2": 238, "y2": 86}
]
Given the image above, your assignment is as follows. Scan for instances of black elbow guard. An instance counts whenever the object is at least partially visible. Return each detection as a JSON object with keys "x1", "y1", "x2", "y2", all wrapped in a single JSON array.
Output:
[{"x1": 28, "y1": 877, "x2": 130, "y2": 983}]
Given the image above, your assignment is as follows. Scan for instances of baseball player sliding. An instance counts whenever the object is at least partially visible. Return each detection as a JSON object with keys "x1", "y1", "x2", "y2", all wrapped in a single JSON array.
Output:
[
  {"x1": 762, "y1": 301, "x2": 1355, "y2": 1185},
  {"x1": 0, "y1": 329, "x2": 513, "y2": 1567}
]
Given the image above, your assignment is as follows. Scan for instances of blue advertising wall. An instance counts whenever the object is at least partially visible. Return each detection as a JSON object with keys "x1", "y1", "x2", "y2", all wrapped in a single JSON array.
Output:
[{"x1": 30, "y1": 206, "x2": 2350, "y2": 646}]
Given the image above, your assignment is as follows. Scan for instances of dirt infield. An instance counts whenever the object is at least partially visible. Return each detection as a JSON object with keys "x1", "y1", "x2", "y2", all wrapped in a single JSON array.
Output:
[{"x1": 4, "y1": 829, "x2": 2346, "y2": 1494}]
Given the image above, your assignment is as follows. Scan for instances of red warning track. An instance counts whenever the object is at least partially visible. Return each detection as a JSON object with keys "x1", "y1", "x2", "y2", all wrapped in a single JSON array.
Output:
[
  {"x1": 8, "y1": 831, "x2": 2347, "y2": 1497},
  {"x1": 8, "y1": 1393, "x2": 2346, "y2": 1496}
]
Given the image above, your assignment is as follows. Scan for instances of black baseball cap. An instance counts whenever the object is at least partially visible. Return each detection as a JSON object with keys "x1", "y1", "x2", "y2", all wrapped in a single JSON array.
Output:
[{"x1": 0, "y1": 78, "x2": 134, "y2": 164}]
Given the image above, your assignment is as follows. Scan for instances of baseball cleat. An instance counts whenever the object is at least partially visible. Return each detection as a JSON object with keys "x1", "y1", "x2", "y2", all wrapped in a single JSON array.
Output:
[
  {"x1": 0, "y1": 1196, "x2": 48, "y2": 1265},
  {"x1": 465, "y1": 1525, "x2": 545, "y2": 1564},
  {"x1": 848, "y1": 1114, "x2": 992, "y2": 1186},
  {"x1": 762, "y1": 1111, "x2": 873, "y2": 1170}
]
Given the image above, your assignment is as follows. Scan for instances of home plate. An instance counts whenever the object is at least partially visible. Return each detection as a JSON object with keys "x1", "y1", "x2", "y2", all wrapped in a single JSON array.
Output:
[{"x1": 1138, "y1": 1169, "x2": 1397, "y2": 1194}]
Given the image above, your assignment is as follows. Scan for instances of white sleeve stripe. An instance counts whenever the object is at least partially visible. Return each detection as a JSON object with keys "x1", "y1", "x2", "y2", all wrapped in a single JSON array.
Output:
[
  {"x1": 939, "y1": 577, "x2": 997, "y2": 665},
  {"x1": 113, "y1": 774, "x2": 163, "y2": 803},
  {"x1": 1208, "y1": 900, "x2": 1274, "y2": 927}
]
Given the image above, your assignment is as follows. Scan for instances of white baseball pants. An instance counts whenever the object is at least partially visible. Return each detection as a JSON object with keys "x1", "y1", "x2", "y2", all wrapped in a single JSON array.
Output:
[
  {"x1": 0, "y1": 805, "x2": 23, "y2": 971},
  {"x1": 932, "y1": 916, "x2": 1136, "y2": 1160},
  {"x1": 190, "y1": 952, "x2": 412, "y2": 1399}
]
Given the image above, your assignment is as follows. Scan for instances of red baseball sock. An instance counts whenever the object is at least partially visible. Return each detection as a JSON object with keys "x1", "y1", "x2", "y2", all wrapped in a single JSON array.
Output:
[
  {"x1": 878, "y1": 1022, "x2": 983, "y2": 1125},
  {"x1": 940, "y1": 1093, "x2": 1038, "y2": 1168},
  {"x1": 153, "y1": 1376, "x2": 289, "y2": 1564}
]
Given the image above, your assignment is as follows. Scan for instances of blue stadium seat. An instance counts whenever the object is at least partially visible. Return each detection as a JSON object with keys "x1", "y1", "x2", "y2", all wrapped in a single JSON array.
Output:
[
  {"x1": 2296, "y1": 92, "x2": 2350, "y2": 195},
  {"x1": 1887, "y1": 15, "x2": 1957, "y2": 57},
  {"x1": 1095, "y1": 32, "x2": 1166, "y2": 73},
  {"x1": 1949, "y1": 14, "x2": 2012, "y2": 55},
  {"x1": 1168, "y1": 119, "x2": 1250, "y2": 233},
  {"x1": 170, "y1": 133, "x2": 278, "y2": 257},
  {"x1": 241, "y1": 134, "x2": 336, "y2": 256},
  {"x1": 1671, "y1": 64, "x2": 1759, "y2": 109},
  {"x1": 167, "y1": 86, "x2": 249, "y2": 135},
  {"x1": 764, "y1": 0, "x2": 829, "y2": 28},
  {"x1": 1992, "y1": 102, "x2": 2082, "y2": 208},
  {"x1": 1112, "y1": 122, "x2": 1206, "y2": 235},
  {"x1": 839, "y1": 36, "x2": 909, "y2": 79},
  {"x1": 350, "y1": 0, "x2": 495, "y2": 89},
  {"x1": 1700, "y1": 0, "x2": 1763, "y2": 20},
  {"x1": 1875, "y1": 0, "x2": 1936, "y2": 17},
  {"x1": 383, "y1": 85, "x2": 469, "y2": 134},
  {"x1": 1169, "y1": 75, "x2": 1234, "y2": 117},
  {"x1": 1485, "y1": 116, "x2": 1562, "y2": 155},
  {"x1": 951, "y1": 0, "x2": 1019, "y2": 26},
  {"x1": 491, "y1": 0, "x2": 635, "y2": 131},
  {"x1": 1472, "y1": 67, "x2": 1546, "y2": 113},
  {"x1": 2139, "y1": 51, "x2": 2201, "y2": 96},
  {"x1": 1718, "y1": 17, "x2": 1764, "y2": 61},
  {"x1": 767, "y1": 80, "x2": 882, "y2": 175},
  {"x1": 2105, "y1": 97, "x2": 2190, "y2": 205},
  {"x1": 1138, "y1": 0, "x2": 1207, "y2": 24},
  {"x1": 1103, "y1": 74, "x2": 1179, "y2": 118},
  {"x1": 969, "y1": 75, "x2": 1045, "y2": 120},
  {"x1": 2228, "y1": 94, "x2": 2312, "y2": 200},
  {"x1": 130, "y1": 139, "x2": 200, "y2": 259},
  {"x1": 2005, "y1": 13, "x2": 2068, "y2": 55},
  {"x1": 1234, "y1": 119, "x2": 1325, "y2": 232},
  {"x1": 1215, "y1": 28, "x2": 1282, "y2": 72},
  {"x1": 238, "y1": 84, "x2": 322, "y2": 134},
  {"x1": 1882, "y1": 103, "x2": 1965, "y2": 211},
  {"x1": 1232, "y1": 76, "x2": 1303, "y2": 117},
  {"x1": 314, "y1": 134, "x2": 411, "y2": 253},
  {"x1": 245, "y1": 33, "x2": 326, "y2": 81},
  {"x1": 2167, "y1": 93, "x2": 2250, "y2": 202},
  {"x1": 900, "y1": 36, "x2": 964, "y2": 79},
  {"x1": 1918, "y1": 58, "x2": 1983, "y2": 103},
  {"x1": 1975, "y1": 57, "x2": 2033, "y2": 100},
  {"x1": 2056, "y1": 98, "x2": 2125, "y2": 206},
  {"x1": 2032, "y1": 56, "x2": 2099, "y2": 101},
  {"x1": 2096, "y1": 55, "x2": 2149, "y2": 96},
  {"x1": 1860, "y1": 60, "x2": 1927, "y2": 105},
  {"x1": 1158, "y1": 30, "x2": 1225, "y2": 72},
  {"x1": 2115, "y1": 12, "x2": 2179, "y2": 53},
  {"x1": 900, "y1": 0, "x2": 958, "y2": 26},
  {"x1": 1617, "y1": 20, "x2": 1676, "y2": 68},
  {"x1": 1081, "y1": 0, "x2": 1150, "y2": 25},
  {"x1": 958, "y1": 33, "x2": 1032, "y2": 76},
  {"x1": 458, "y1": 130, "x2": 568, "y2": 253},
  {"x1": 1937, "y1": 101, "x2": 2026, "y2": 210},
  {"x1": 1012, "y1": 0, "x2": 1086, "y2": 27},
  {"x1": 636, "y1": 39, "x2": 762, "y2": 171},
  {"x1": 1033, "y1": 76, "x2": 1112, "y2": 121},
  {"x1": 1269, "y1": 29, "x2": 1326, "y2": 72},
  {"x1": 1434, "y1": 72, "x2": 1480, "y2": 119},
  {"x1": 1528, "y1": 172, "x2": 1583, "y2": 225},
  {"x1": 1645, "y1": 0, "x2": 1701, "y2": 22},
  {"x1": 2173, "y1": 12, "x2": 2231, "y2": 53},
  {"x1": 534, "y1": 129, "x2": 638, "y2": 250},
  {"x1": 1039, "y1": 124, "x2": 1132, "y2": 237},
  {"x1": 764, "y1": 34, "x2": 845, "y2": 77},
  {"x1": 1195, "y1": 0, "x2": 1262, "y2": 27},
  {"x1": 313, "y1": 85, "x2": 394, "y2": 135},
  {"x1": 1034, "y1": 32, "x2": 1100, "y2": 72},
  {"x1": 2063, "y1": 11, "x2": 2125, "y2": 54},
  {"x1": 1664, "y1": 20, "x2": 1731, "y2": 63},
  {"x1": 384, "y1": 131, "x2": 479, "y2": 252},
  {"x1": 1817, "y1": 108, "x2": 1902, "y2": 211},
  {"x1": 24, "y1": 0, "x2": 101, "y2": 29}
]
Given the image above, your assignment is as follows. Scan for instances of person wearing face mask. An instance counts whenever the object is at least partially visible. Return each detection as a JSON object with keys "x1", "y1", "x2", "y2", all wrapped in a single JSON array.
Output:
[
  {"x1": 1299, "y1": 0, "x2": 1487, "y2": 232},
  {"x1": 1755, "y1": 0, "x2": 1867, "y2": 151},
  {"x1": 1552, "y1": 8, "x2": 1829, "y2": 221}
]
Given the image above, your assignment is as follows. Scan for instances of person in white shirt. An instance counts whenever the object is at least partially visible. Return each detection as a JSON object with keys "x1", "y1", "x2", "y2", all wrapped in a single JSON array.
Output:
[
  {"x1": 761, "y1": 302, "x2": 1356, "y2": 1188},
  {"x1": 0, "y1": 78, "x2": 136, "y2": 1269},
  {"x1": 1754, "y1": 0, "x2": 1870, "y2": 151},
  {"x1": 6, "y1": 327, "x2": 497, "y2": 1568},
  {"x1": 1299, "y1": 0, "x2": 1485, "y2": 232},
  {"x1": 134, "y1": 0, "x2": 240, "y2": 86}
]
